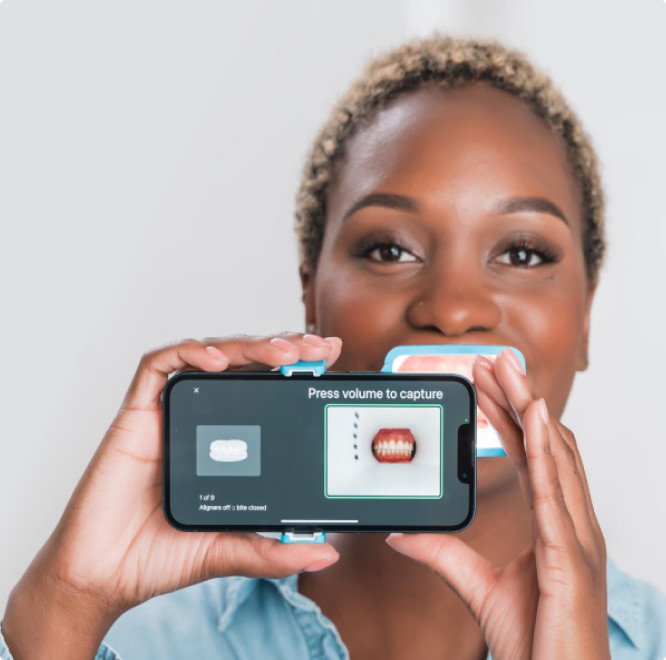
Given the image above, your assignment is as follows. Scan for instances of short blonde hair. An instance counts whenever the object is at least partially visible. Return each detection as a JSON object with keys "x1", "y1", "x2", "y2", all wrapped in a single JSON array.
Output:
[{"x1": 294, "y1": 34, "x2": 605, "y2": 283}]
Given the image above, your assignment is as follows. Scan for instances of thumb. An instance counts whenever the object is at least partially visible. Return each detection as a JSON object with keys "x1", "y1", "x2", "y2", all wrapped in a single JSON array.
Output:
[
  {"x1": 202, "y1": 534, "x2": 340, "y2": 579},
  {"x1": 385, "y1": 533, "x2": 494, "y2": 621}
]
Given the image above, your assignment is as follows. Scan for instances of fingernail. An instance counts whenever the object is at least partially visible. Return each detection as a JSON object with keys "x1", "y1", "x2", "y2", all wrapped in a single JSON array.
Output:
[
  {"x1": 385, "y1": 533, "x2": 411, "y2": 557},
  {"x1": 303, "y1": 333, "x2": 325, "y2": 346},
  {"x1": 303, "y1": 334, "x2": 333, "y2": 350},
  {"x1": 475, "y1": 355, "x2": 494, "y2": 371},
  {"x1": 503, "y1": 348, "x2": 524, "y2": 375},
  {"x1": 385, "y1": 533, "x2": 403, "y2": 544},
  {"x1": 538, "y1": 398, "x2": 549, "y2": 425},
  {"x1": 303, "y1": 554, "x2": 339, "y2": 572},
  {"x1": 324, "y1": 336, "x2": 342, "y2": 345},
  {"x1": 205, "y1": 345, "x2": 227, "y2": 361},
  {"x1": 270, "y1": 337, "x2": 295, "y2": 351}
]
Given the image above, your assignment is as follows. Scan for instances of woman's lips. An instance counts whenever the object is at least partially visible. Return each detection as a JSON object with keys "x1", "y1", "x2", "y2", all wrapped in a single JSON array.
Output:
[{"x1": 372, "y1": 428, "x2": 416, "y2": 463}]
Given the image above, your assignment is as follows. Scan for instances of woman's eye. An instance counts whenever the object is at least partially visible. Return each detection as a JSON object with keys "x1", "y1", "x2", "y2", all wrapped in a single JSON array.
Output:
[
  {"x1": 495, "y1": 244, "x2": 553, "y2": 268},
  {"x1": 365, "y1": 242, "x2": 418, "y2": 263}
]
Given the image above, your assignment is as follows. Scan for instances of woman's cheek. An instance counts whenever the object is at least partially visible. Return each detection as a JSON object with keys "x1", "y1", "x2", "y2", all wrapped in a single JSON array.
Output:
[
  {"x1": 316, "y1": 274, "x2": 407, "y2": 370},
  {"x1": 508, "y1": 288, "x2": 584, "y2": 416}
]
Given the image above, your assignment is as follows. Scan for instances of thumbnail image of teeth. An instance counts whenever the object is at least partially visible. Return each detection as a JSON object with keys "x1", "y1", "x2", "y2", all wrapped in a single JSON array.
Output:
[
  {"x1": 209, "y1": 439, "x2": 248, "y2": 462},
  {"x1": 371, "y1": 428, "x2": 416, "y2": 463}
]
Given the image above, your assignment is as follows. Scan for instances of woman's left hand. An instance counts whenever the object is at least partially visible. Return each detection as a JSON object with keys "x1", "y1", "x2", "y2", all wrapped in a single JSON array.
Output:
[{"x1": 385, "y1": 348, "x2": 610, "y2": 659}]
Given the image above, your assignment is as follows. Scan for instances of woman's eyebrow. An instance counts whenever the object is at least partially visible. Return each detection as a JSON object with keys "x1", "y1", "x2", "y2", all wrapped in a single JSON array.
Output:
[
  {"x1": 342, "y1": 192, "x2": 569, "y2": 226},
  {"x1": 495, "y1": 196, "x2": 569, "y2": 226},
  {"x1": 342, "y1": 193, "x2": 419, "y2": 222}
]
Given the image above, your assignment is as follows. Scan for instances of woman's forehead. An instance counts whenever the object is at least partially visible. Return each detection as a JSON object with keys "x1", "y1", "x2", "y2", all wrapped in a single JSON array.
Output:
[{"x1": 326, "y1": 82, "x2": 583, "y2": 232}]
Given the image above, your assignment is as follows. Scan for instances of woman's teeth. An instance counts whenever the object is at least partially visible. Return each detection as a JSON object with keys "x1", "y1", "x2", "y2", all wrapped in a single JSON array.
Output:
[
  {"x1": 372, "y1": 428, "x2": 416, "y2": 463},
  {"x1": 374, "y1": 440, "x2": 414, "y2": 458}
]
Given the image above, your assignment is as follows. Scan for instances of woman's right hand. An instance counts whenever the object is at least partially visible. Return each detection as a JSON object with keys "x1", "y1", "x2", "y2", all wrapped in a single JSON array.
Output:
[{"x1": 2, "y1": 333, "x2": 343, "y2": 660}]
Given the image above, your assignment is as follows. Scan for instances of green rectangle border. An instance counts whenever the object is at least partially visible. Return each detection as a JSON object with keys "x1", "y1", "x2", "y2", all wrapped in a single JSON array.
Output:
[{"x1": 324, "y1": 403, "x2": 444, "y2": 499}]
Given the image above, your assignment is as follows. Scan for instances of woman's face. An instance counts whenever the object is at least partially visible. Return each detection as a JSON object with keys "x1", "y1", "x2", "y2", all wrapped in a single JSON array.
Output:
[{"x1": 301, "y1": 82, "x2": 595, "y2": 490}]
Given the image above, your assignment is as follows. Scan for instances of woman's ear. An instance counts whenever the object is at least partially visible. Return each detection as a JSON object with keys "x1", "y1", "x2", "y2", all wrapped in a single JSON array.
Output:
[
  {"x1": 577, "y1": 281, "x2": 598, "y2": 371},
  {"x1": 299, "y1": 264, "x2": 317, "y2": 334}
]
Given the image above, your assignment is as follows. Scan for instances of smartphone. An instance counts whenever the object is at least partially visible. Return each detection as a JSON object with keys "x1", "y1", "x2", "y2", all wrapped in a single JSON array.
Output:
[
  {"x1": 163, "y1": 371, "x2": 476, "y2": 534},
  {"x1": 383, "y1": 345, "x2": 526, "y2": 457}
]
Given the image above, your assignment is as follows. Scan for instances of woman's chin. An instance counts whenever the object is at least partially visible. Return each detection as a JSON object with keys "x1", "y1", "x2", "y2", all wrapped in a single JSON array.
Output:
[{"x1": 476, "y1": 456, "x2": 519, "y2": 497}]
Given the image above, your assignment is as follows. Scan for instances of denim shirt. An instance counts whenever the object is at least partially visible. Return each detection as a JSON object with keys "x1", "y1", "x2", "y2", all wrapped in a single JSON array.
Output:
[{"x1": 2, "y1": 558, "x2": 665, "y2": 659}]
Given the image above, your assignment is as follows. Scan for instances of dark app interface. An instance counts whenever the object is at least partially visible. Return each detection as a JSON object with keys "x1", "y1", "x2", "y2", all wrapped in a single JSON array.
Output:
[{"x1": 167, "y1": 375, "x2": 473, "y2": 529}]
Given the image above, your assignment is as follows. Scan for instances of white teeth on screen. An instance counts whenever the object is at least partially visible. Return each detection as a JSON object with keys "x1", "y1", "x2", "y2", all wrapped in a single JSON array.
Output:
[
  {"x1": 373, "y1": 442, "x2": 413, "y2": 455},
  {"x1": 209, "y1": 439, "x2": 248, "y2": 462}
]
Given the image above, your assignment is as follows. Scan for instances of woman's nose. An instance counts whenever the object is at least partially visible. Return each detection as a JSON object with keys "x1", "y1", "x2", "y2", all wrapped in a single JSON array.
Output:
[{"x1": 405, "y1": 270, "x2": 502, "y2": 337}]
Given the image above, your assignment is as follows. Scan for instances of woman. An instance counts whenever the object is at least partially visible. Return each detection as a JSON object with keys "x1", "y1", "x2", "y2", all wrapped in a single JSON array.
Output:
[{"x1": 2, "y1": 35, "x2": 665, "y2": 659}]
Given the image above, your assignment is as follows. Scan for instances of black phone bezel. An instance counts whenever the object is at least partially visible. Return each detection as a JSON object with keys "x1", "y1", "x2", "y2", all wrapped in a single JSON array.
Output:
[{"x1": 163, "y1": 371, "x2": 476, "y2": 534}]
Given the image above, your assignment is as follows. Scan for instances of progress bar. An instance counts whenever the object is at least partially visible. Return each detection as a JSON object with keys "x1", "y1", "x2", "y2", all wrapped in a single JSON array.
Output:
[{"x1": 280, "y1": 519, "x2": 358, "y2": 523}]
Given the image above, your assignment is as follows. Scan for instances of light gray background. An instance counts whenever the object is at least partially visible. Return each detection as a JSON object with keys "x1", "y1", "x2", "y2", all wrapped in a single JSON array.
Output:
[{"x1": 1, "y1": 0, "x2": 665, "y2": 611}]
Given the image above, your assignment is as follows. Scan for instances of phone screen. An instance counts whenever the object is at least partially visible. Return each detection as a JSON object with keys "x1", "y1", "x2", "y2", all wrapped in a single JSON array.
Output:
[{"x1": 164, "y1": 372, "x2": 475, "y2": 532}]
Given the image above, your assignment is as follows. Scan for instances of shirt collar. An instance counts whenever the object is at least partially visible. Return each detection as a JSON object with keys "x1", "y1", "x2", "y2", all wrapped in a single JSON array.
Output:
[
  {"x1": 217, "y1": 573, "x2": 313, "y2": 632},
  {"x1": 216, "y1": 575, "x2": 262, "y2": 632},
  {"x1": 606, "y1": 557, "x2": 643, "y2": 649},
  {"x1": 216, "y1": 558, "x2": 643, "y2": 650}
]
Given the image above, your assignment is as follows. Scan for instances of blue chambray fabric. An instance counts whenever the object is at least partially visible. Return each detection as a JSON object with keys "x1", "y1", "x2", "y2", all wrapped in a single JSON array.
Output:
[{"x1": 2, "y1": 558, "x2": 665, "y2": 659}]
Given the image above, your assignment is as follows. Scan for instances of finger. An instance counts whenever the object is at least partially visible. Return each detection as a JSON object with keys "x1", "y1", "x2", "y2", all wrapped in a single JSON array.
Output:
[
  {"x1": 472, "y1": 356, "x2": 517, "y2": 422},
  {"x1": 492, "y1": 348, "x2": 539, "y2": 427},
  {"x1": 479, "y1": 354, "x2": 604, "y2": 558},
  {"x1": 203, "y1": 533, "x2": 340, "y2": 579},
  {"x1": 123, "y1": 339, "x2": 230, "y2": 412},
  {"x1": 202, "y1": 333, "x2": 343, "y2": 371},
  {"x1": 385, "y1": 533, "x2": 495, "y2": 626},
  {"x1": 556, "y1": 419, "x2": 604, "y2": 544},
  {"x1": 552, "y1": 419, "x2": 599, "y2": 522},
  {"x1": 475, "y1": 354, "x2": 602, "y2": 546},
  {"x1": 476, "y1": 389, "x2": 534, "y2": 507},
  {"x1": 299, "y1": 333, "x2": 343, "y2": 369},
  {"x1": 473, "y1": 358, "x2": 535, "y2": 502},
  {"x1": 523, "y1": 399, "x2": 579, "y2": 552},
  {"x1": 543, "y1": 414, "x2": 604, "y2": 558},
  {"x1": 473, "y1": 359, "x2": 523, "y2": 458},
  {"x1": 475, "y1": 389, "x2": 524, "y2": 466}
]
